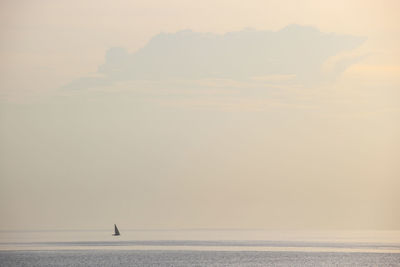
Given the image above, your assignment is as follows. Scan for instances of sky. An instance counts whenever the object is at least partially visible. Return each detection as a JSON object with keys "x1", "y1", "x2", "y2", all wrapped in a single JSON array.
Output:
[{"x1": 0, "y1": 0, "x2": 399, "y2": 231}]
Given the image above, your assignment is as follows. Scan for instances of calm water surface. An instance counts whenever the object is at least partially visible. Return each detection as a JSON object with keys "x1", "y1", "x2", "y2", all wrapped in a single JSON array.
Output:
[{"x1": 1, "y1": 230, "x2": 399, "y2": 266}]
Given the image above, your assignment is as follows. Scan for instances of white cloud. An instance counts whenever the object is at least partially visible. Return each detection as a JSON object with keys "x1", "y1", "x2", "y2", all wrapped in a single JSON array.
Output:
[{"x1": 65, "y1": 25, "x2": 366, "y2": 90}]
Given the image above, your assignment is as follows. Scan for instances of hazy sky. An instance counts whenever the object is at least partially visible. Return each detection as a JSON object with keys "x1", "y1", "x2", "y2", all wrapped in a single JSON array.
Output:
[{"x1": 0, "y1": 0, "x2": 399, "y2": 231}]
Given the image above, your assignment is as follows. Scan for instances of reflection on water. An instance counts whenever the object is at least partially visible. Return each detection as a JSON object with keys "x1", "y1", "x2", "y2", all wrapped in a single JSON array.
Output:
[{"x1": 2, "y1": 250, "x2": 400, "y2": 267}]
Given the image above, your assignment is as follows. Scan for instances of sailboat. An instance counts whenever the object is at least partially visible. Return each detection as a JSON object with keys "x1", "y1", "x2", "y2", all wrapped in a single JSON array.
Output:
[{"x1": 112, "y1": 224, "x2": 120, "y2": 236}]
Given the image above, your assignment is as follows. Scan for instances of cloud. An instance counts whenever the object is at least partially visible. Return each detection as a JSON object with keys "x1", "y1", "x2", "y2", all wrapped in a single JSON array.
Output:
[{"x1": 65, "y1": 25, "x2": 366, "y2": 90}]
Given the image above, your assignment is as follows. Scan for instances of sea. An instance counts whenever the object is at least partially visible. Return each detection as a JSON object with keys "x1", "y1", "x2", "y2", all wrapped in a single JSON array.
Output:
[{"x1": 0, "y1": 229, "x2": 399, "y2": 266}]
